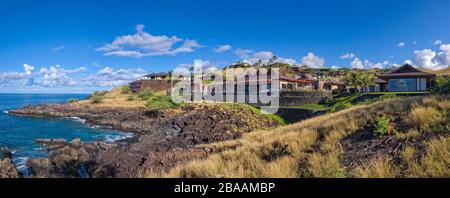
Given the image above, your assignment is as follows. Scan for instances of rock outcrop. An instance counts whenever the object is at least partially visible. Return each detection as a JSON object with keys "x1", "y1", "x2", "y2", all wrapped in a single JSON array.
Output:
[
  {"x1": 12, "y1": 103, "x2": 278, "y2": 178},
  {"x1": 0, "y1": 147, "x2": 20, "y2": 178}
]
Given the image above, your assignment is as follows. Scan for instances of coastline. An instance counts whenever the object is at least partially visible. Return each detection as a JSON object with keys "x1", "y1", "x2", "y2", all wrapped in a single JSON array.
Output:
[{"x1": 6, "y1": 101, "x2": 278, "y2": 178}]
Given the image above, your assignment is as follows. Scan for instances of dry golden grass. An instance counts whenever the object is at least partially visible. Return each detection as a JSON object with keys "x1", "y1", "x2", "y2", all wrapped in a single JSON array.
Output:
[
  {"x1": 351, "y1": 156, "x2": 399, "y2": 178},
  {"x1": 73, "y1": 88, "x2": 168, "y2": 109},
  {"x1": 410, "y1": 106, "x2": 443, "y2": 132},
  {"x1": 404, "y1": 137, "x2": 450, "y2": 178},
  {"x1": 146, "y1": 96, "x2": 434, "y2": 178}
]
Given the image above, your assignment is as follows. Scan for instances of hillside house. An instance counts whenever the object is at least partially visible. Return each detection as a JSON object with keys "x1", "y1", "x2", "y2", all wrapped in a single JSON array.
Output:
[{"x1": 371, "y1": 64, "x2": 436, "y2": 92}]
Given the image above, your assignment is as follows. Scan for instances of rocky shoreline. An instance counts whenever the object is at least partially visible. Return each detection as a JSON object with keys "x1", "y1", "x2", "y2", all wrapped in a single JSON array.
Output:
[{"x1": 3, "y1": 103, "x2": 277, "y2": 178}]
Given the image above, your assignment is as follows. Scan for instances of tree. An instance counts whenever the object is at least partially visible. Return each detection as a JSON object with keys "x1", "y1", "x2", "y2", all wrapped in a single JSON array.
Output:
[
  {"x1": 268, "y1": 56, "x2": 278, "y2": 65},
  {"x1": 344, "y1": 72, "x2": 361, "y2": 91},
  {"x1": 360, "y1": 73, "x2": 375, "y2": 92},
  {"x1": 435, "y1": 76, "x2": 450, "y2": 94},
  {"x1": 254, "y1": 59, "x2": 263, "y2": 68}
]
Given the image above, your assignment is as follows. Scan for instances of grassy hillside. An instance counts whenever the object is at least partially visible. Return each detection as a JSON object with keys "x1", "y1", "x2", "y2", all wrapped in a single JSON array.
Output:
[
  {"x1": 147, "y1": 95, "x2": 449, "y2": 178},
  {"x1": 73, "y1": 87, "x2": 166, "y2": 108},
  {"x1": 437, "y1": 67, "x2": 450, "y2": 76}
]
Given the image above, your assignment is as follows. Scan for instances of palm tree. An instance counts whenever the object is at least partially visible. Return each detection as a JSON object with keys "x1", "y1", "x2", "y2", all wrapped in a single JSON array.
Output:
[
  {"x1": 360, "y1": 73, "x2": 375, "y2": 93},
  {"x1": 344, "y1": 72, "x2": 360, "y2": 91}
]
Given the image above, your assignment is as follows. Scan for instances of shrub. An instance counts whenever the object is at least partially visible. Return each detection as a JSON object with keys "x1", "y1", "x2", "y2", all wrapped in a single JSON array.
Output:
[
  {"x1": 374, "y1": 116, "x2": 392, "y2": 136},
  {"x1": 91, "y1": 91, "x2": 108, "y2": 97},
  {"x1": 137, "y1": 88, "x2": 154, "y2": 100},
  {"x1": 379, "y1": 93, "x2": 397, "y2": 101},
  {"x1": 127, "y1": 95, "x2": 135, "y2": 101},
  {"x1": 67, "y1": 98, "x2": 78, "y2": 103},
  {"x1": 145, "y1": 95, "x2": 181, "y2": 110},
  {"x1": 121, "y1": 85, "x2": 131, "y2": 94},
  {"x1": 90, "y1": 95, "x2": 103, "y2": 104}
]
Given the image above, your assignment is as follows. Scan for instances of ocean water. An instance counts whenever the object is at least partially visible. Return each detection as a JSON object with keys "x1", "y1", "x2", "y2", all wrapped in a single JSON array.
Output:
[{"x1": 0, "y1": 93, "x2": 132, "y2": 171}]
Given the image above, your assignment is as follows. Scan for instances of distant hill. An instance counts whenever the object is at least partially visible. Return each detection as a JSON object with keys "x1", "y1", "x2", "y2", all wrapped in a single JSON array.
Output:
[
  {"x1": 416, "y1": 67, "x2": 450, "y2": 76},
  {"x1": 437, "y1": 67, "x2": 450, "y2": 76}
]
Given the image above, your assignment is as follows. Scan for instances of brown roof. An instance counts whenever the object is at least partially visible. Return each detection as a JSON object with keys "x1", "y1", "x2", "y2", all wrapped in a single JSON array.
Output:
[
  {"x1": 374, "y1": 78, "x2": 387, "y2": 83},
  {"x1": 379, "y1": 64, "x2": 436, "y2": 78},
  {"x1": 379, "y1": 72, "x2": 435, "y2": 78},
  {"x1": 280, "y1": 77, "x2": 314, "y2": 84}
]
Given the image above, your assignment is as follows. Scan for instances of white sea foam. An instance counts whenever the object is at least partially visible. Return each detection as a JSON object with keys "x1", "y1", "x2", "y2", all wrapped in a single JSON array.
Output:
[
  {"x1": 96, "y1": 133, "x2": 134, "y2": 143},
  {"x1": 2, "y1": 110, "x2": 9, "y2": 114},
  {"x1": 68, "y1": 116, "x2": 86, "y2": 124},
  {"x1": 13, "y1": 157, "x2": 29, "y2": 172}
]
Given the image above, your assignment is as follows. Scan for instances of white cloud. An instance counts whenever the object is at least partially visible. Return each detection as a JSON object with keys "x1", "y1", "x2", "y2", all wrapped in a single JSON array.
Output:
[
  {"x1": 340, "y1": 53, "x2": 356, "y2": 60},
  {"x1": 51, "y1": 45, "x2": 67, "y2": 52},
  {"x1": 411, "y1": 44, "x2": 450, "y2": 70},
  {"x1": 301, "y1": 52, "x2": 325, "y2": 68},
  {"x1": 350, "y1": 58, "x2": 388, "y2": 69},
  {"x1": 331, "y1": 65, "x2": 340, "y2": 70},
  {"x1": 234, "y1": 48, "x2": 253, "y2": 58},
  {"x1": 23, "y1": 64, "x2": 35, "y2": 75},
  {"x1": 434, "y1": 40, "x2": 442, "y2": 45},
  {"x1": 0, "y1": 72, "x2": 28, "y2": 86},
  {"x1": 177, "y1": 60, "x2": 220, "y2": 73},
  {"x1": 234, "y1": 49, "x2": 296, "y2": 65},
  {"x1": 350, "y1": 58, "x2": 364, "y2": 69},
  {"x1": 83, "y1": 67, "x2": 146, "y2": 87},
  {"x1": 97, "y1": 24, "x2": 202, "y2": 58},
  {"x1": 398, "y1": 42, "x2": 406, "y2": 47},
  {"x1": 214, "y1": 44, "x2": 232, "y2": 53},
  {"x1": 37, "y1": 65, "x2": 87, "y2": 87},
  {"x1": 0, "y1": 64, "x2": 86, "y2": 87}
]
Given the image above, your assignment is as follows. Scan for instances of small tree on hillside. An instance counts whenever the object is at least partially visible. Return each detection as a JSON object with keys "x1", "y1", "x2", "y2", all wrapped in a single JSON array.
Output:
[
  {"x1": 434, "y1": 76, "x2": 450, "y2": 94},
  {"x1": 345, "y1": 72, "x2": 361, "y2": 91},
  {"x1": 360, "y1": 73, "x2": 375, "y2": 92}
]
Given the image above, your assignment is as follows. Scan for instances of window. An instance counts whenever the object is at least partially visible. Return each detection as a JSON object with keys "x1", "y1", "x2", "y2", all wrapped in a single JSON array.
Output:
[{"x1": 388, "y1": 78, "x2": 417, "y2": 92}]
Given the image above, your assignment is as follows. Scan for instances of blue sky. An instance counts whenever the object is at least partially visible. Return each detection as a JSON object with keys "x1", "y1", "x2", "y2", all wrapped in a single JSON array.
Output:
[{"x1": 0, "y1": 0, "x2": 449, "y2": 93}]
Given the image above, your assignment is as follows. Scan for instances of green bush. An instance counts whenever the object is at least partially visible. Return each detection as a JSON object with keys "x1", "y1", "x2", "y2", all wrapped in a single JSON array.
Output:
[
  {"x1": 137, "y1": 88, "x2": 154, "y2": 100},
  {"x1": 127, "y1": 95, "x2": 135, "y2": 101},
  {"x1": 379, "y1": 93, "x2": 397, "y2": 101},
  {"x1": 374, "y1": 116, "x2": 391, "y2": 136},
  {"x1": 121, "y1": 85, "x2": 131, "y2": 94},
  {"x1": 68, "y1": 98, "x2": 78, "y2": 103},
  {"x1": 145, "y1": 95, "x2": 181, "y2": 110},
  {"x1": 91, "y1": 91, "x2": 108, "y2": 97},
  {"x1": 90, "y1": 95, "x2": 103, "y2": 104}
]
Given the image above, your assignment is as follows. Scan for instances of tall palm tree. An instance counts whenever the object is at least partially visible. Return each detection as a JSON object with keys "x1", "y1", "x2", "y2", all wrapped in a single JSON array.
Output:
[
  {"x1": 344, "y1": 72, "x2": 360, "y2": 91},
  {"x1": 360, "y1": 73, "x2": 375, "y2": 92}
]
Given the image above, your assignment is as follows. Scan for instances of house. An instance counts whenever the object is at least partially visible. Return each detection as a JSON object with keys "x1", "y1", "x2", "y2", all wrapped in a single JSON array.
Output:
[
  {"x1": 279, "y1": 77, "x2": 314, "y2": 91},
  {"x1": 372, "y1": 64, "x2": 436, "y2": 92},
  {"x1": 314, "y1": 79, "x2": 346, "y2": 92},
  {"x1": 129, "y1": 72, "x2": 173, "y2": 93},
  {"x1": 142, "y1": 72, "x2": 170, "y2": 80}
]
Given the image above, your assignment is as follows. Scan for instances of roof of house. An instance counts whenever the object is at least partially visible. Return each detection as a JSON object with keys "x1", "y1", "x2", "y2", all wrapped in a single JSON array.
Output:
[
  {"x1": 280, "y1": 77, "x2": 314, "y2": 84},
  {"x1": 379, "y1": 64, "x2": 436, "y2": 78},
  {"x1": 374, "y1": 78, "x2": 388, "y2": 84},
  {"x1": 323, "y1": 78, "x2": 345, "y2": 85},
  {"x1": 145, "y1": 72, "x2": 170, "y2": 78}
]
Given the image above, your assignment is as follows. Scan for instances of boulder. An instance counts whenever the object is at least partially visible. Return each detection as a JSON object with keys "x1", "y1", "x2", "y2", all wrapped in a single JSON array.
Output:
[
  {"x1": 35, "y1": 138, "x2": 68, "y2": 149},
  {"x1": 0, "y1": 147, "x2": 20, "y2": 178}
]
